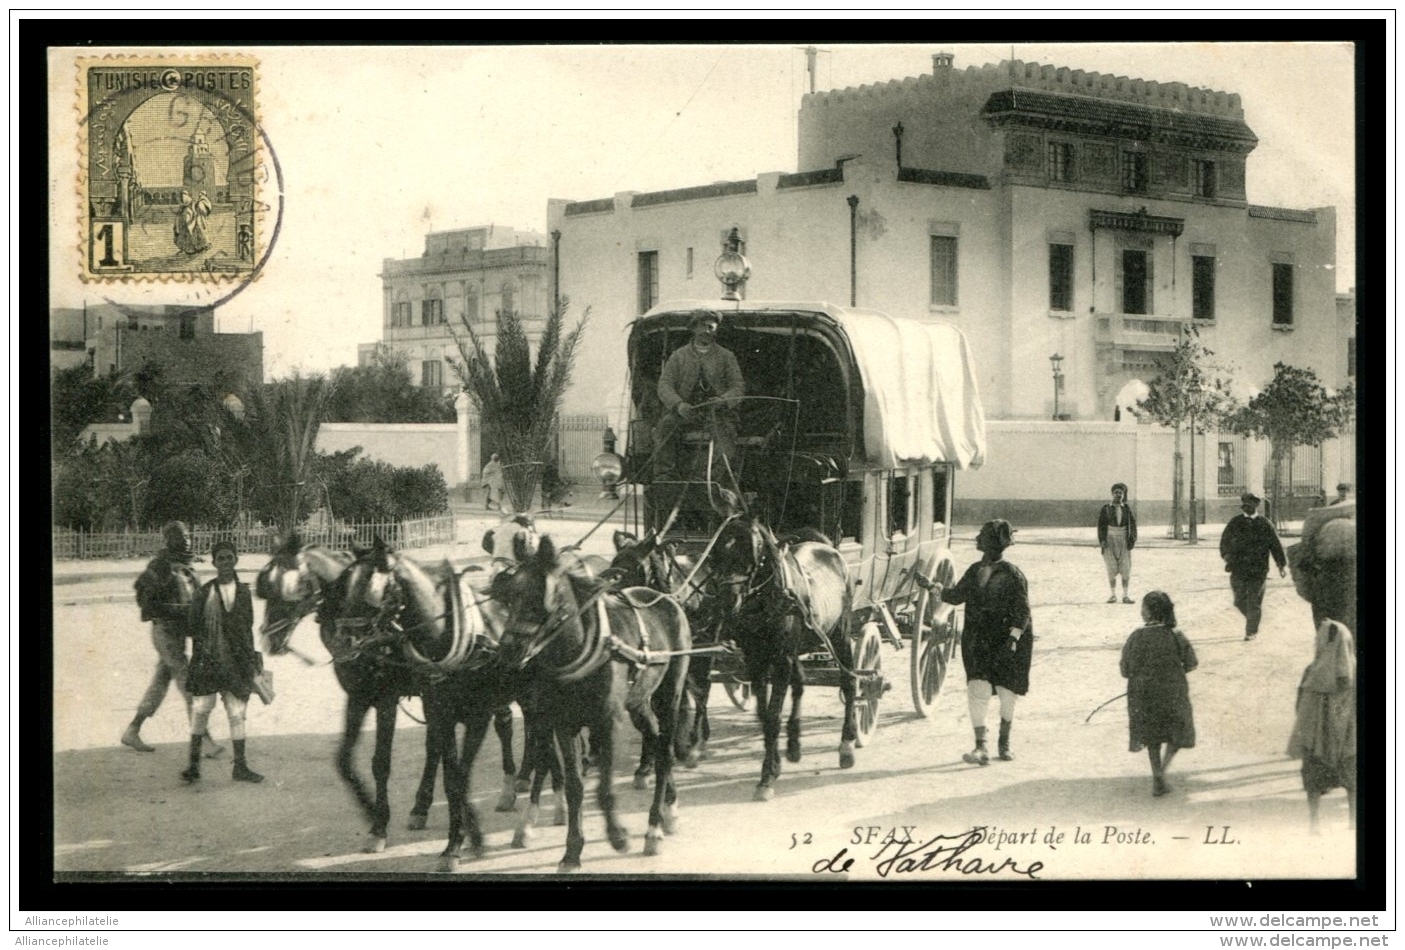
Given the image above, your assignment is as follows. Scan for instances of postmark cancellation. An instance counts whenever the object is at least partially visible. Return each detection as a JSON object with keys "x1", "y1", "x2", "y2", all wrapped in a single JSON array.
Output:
[{"x1": 78, "y1": 55, "x2": 264, "y2": 282}]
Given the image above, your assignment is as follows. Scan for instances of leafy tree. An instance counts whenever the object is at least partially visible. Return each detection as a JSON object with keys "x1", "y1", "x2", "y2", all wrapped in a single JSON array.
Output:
[
  {"x1": 1223, "y1": 362, "x2": 1356, "y2": 528},
  {"x1": 50, "y1": 365, "x2": 136, "y2": 458},
  {"x1": 250, "y1": 372, "x2": 331, "y2": 531},
  {"x1": 52, "y1": 436, "x2": 110, "y2": 530},
  {"x1": 145, "y1": 449, "x2": 231, "y2": 528},
  {"x1": 447, "y1": 298, "x2": 589, "y2": 513},
  {"x1": 52, "y1": 435, "x2": 160, "y2": 530},
  {"x1": 324, "y1": 345, "x2": 455, "y2": 423},
  {"x1": 319, "y1": 449, "x2": 449, "y2": 523},
  {"x1": 52, "y1": 362, "x2": 454, "y2": 533},
  {"x1": 1136, "y1": 328, "x2": 1234, "y2": 539}
]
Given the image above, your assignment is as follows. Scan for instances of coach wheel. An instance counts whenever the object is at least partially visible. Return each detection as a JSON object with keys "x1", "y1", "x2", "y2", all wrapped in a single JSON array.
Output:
[
  {"x1": 909, "y1": 555, "x2": 957, "y2": 718},
  {"x1": 724, "y1": 679, "x2": 754, "y2": 711},
  {"x1": 853, "y1": 622, "x2": 882, "y2": 748}
]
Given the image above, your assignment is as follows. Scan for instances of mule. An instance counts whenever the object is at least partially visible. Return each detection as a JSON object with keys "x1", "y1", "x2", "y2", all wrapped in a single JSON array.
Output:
[
  {"x1": 709, "y1": 517, "x2": 858, "y2": 801},
  {"x1": 256, "y1": 536, "x2": 519, "y2": 853},
  {"x1": 491, "y1": 533, "x2": 694, "y2": 870}
]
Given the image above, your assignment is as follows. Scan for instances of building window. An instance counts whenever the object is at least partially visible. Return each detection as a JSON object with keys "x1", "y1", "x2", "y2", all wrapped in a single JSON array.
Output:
[
  {"x1": 1121, "y1": 249, "x2": 1151, "y2": 315},
  {"x1": 501, "y1": 283, "x2": 515, "y2": 317},
  {"x1": 1194, "y1": 159, "x2": 1217, "y2": 198},
  {"x1": 1049, "y1": 243, "x2": 1074, "y2": 311},
  {"x1": 179, "y1": 315, "x2": 196, "y2": 340},
  {"x1": 1048, "y1": 141, "x2": 1074, "y2": 182},
  {"x1": 1192, "y1": 255, "x2": 1216, "y2": 320},
  {"x1": 1217, "y1": 441, "x2": 1241, "y2": 495},
  {"x1": 464, "y1": 286, "x2": 479, "y2": 326},
  {"x1": 638, "y1": 251, "x2": 659, "y2": 315},
  {"x1": 422, "y1": 298, "x2": 443, "y2": 326},
  {"x1": 686, "y1": 247, "x2": 694, "y2": 280},
  {"x1": 929, "y1": 235, "x2": 958, "y2": 307},
  {"x1": 421, "y1": 359, "x2": 443, "y2": 389},
  {"x1": 1348, "y1": 337, "x2": 1355, "y2": 377},
  {"x1": 1272, "y1": 262, "x2": 1294, "y2": 326},
  {"x1": 392, "y1": 301, "x2": 412, "y2": 327},
  {"x1": 1121, "y1": 151, "x2": 1147, "y2": 193}
]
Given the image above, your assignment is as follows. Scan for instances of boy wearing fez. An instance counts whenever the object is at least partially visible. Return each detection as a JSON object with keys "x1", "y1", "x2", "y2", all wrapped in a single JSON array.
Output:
[{"x1": 182, "y1": 540, "x2": 265, "y2": 784}]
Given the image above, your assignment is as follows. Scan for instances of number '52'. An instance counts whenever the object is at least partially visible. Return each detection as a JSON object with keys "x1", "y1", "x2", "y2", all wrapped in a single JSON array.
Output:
[{"x1": 789, "y1": 832, "x2": 813, "y2": 849}]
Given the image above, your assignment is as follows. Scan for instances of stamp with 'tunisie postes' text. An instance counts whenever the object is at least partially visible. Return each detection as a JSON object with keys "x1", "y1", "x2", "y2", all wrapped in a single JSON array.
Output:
[{"x1": 78, "y1": 56, "x2": 267, "y2": 282}]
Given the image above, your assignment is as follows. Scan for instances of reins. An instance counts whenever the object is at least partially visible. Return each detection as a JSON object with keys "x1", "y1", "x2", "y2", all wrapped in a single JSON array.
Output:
[{"x1": 754, "y1": 530, "x2": 877, "y2": 684}]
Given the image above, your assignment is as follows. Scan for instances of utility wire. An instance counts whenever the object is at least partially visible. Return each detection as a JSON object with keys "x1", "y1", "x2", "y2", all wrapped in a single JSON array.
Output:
[{"x1": 612, "y1": 54, "x2": 723, "y2": 192}]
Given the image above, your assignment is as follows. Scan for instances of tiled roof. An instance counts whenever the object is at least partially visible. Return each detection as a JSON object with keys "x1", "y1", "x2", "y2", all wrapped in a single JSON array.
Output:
[
  {"x1": 777, "y1": 168, "x2": 844, "y2": 188},
  {"x1": 631, "y1": 180, "x2": 759, "y2": 208},
  {"x1": 1247, "y1": 205, "x2": 1317, "y2": 223}
]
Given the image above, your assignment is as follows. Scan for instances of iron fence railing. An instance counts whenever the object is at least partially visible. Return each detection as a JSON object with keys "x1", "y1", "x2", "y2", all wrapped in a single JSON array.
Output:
[{"x1": 52, "y1": 513, "x2": 457, "y2": 561}]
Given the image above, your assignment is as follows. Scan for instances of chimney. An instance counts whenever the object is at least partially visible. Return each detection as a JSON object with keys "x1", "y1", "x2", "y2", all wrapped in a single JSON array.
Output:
[{"x1": 933, "y1": 51, "x2": 954, "y2": 73}]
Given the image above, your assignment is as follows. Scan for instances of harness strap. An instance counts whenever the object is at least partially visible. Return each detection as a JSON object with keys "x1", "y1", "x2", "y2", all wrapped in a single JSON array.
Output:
[
  {"x1": 772, "y1": 543, "x2": 876, "y2": 683},
  {"x1": 550, "y1": 593, "x2": 610, "y2": 682},
  {"x1": 679, "y1": 514, "x2": 739, "y2": 593}
]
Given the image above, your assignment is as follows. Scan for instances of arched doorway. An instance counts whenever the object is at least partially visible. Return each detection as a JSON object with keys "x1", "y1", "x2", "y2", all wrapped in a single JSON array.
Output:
[{"x1": 1113, "y1": 378, "x2": 1150, "y2": 422}]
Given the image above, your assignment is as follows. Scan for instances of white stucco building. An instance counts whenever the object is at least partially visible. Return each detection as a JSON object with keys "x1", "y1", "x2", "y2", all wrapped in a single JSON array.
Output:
[{"x1": 547, "y1": 55, "x2": 1354, "y2": 523}]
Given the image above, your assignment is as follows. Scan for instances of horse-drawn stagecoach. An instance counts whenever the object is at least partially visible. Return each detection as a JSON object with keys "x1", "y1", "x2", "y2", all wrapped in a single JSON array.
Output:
[
  {"x1": 597, "y1": 296, "x2": 988, "y2": 744},
  {"x1": 256, "y1": 292, "x2": 987, "y2": 867}
]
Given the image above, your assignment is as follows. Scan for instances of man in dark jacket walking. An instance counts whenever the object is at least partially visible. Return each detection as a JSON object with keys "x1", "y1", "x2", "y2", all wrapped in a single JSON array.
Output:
[{"x1": 1219, "y1": 492, "x2": 1287, "y2": 641}]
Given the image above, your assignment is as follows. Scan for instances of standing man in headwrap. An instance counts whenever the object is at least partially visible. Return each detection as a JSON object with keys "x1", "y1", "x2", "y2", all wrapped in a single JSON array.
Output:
[
  {"x1": 1097, "y1": 482, "x2": 1138, "y2": 604},
  {"x1": 930, "y1": 519, "x2": 1034, "y2": 765},
  {"x1": 122, "y1": 521, "x2": 222, "y2": 758}
]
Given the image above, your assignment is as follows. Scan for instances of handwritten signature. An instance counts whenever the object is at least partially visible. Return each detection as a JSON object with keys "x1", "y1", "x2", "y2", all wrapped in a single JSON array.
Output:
[{"x1": 813, "y1": 827, "x2": 1044, "y2": 879}]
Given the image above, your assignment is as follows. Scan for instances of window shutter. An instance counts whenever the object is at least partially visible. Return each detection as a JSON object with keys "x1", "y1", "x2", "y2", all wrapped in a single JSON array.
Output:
[{"x1": 1145, "y1": 250, "x2": 1154, "y2": 314}]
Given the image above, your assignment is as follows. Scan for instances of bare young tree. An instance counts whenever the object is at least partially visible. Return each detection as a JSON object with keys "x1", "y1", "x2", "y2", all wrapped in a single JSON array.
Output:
[
  {"x1": 446, "y1": 298, "x2": 589, "y2": 513},
  {"x1": 1136, "y1": 327, "x2": 1234, "y2": 540}
]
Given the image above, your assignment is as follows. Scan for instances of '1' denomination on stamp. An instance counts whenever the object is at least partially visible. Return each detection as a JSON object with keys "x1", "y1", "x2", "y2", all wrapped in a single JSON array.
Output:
[{"x1": 78, "y1": 56, "x2": 262, "y2": 281}]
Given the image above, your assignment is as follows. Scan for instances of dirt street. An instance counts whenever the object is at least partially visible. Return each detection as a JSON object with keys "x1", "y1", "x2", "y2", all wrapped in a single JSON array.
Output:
[{"x1": 50, "y1": 516, "x2": 1359, "y2": 885}]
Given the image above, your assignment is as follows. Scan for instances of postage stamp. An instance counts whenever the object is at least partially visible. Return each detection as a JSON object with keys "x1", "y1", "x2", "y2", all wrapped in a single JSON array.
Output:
[{"x1": 77, "y1": 55, "x2": 262, "y2": 281}]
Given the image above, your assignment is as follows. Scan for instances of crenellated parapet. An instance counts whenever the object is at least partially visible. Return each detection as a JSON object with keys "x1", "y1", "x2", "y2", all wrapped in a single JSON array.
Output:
[{"x1": 804, "y1": 58, "x2": 1243, "y2": 119}]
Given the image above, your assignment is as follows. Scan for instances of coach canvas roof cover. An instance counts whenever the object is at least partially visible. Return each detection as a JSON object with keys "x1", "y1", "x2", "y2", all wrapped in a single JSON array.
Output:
[
  {"x1": 640, "y1": 300, "x2": 987, "y2": 471},
  {"x1": 832, "y1": 309, "x2": 987, "y2": 471}
]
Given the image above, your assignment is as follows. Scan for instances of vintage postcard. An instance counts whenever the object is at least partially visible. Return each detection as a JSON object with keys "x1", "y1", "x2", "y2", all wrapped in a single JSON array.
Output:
[
  {"x1": 43, "y1": 38, "x2": 1372, "y2": 929},
  {"x1": 76, "y1": 55, "x2": 262, "y2": 281}
]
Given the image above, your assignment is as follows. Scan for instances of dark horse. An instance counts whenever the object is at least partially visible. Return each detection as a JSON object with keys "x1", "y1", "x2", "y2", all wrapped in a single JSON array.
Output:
[
  {"x1": 607, "y1": 529, "x2": 732, "y2": 776},
  {"x1": 256, "y1": 536, "x2": 519, "y2": 852},
  {"x1": 329, "y1": 538, "x2": 568, "y2": 872},
  {"x1": 490, "y1": 533, "x2": 694, "y2": 870},
  {"x1": 709, "y1": 514, "x2": 859, "y2": 801}
]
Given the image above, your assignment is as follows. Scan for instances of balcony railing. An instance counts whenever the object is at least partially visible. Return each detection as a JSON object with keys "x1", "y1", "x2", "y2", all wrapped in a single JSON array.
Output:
[
  {"x1": 1094, "y1": 312, "x2": 1188, "y2": 352},
  {"x1": 385, "y1": 314, "x2": 546, "y2": 342}
]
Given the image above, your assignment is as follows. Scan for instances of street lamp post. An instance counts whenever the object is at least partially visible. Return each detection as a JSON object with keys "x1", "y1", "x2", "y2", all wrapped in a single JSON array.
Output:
[
  {"x1": 594, "y1": 426, "x2": 621, "y2": 500},
  {"x1": 1050, "y1": 353, "x2": 1065, "y2": 420}
]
